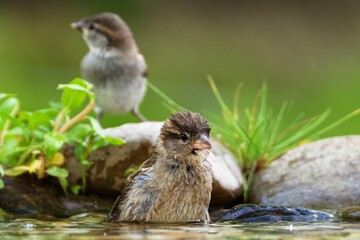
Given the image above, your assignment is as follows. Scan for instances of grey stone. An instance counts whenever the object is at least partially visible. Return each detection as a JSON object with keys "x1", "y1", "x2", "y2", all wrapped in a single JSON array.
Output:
[
  {"x1": 65, "y1": 121, "x2": 243, "y2": 208},
  {"x1": 210, "y1": 140, "x2": 243, "y2": 207},
  {"x1": 87, "y1": 122, "x2": 162, "y2": 197},
  {"x1": 249, "y1": 136, "x2": 360, "y2": 208}
]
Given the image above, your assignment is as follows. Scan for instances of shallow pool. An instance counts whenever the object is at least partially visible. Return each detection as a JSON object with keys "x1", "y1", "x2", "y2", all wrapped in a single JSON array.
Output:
[{"x1": 1, "y1": 213, "x2": 360, "y2": 239}]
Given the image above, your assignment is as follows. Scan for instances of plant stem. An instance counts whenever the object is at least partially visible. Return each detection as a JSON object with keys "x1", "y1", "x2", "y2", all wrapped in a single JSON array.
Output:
[
  {"x1": 81, "y1": 166, "x2": 87, "y2": 195},
  {"x1": 53, "y1": 107, "x2": 68, "y2": 132},
  {"x1": 18, "y1": 144, "x2": 43, "y2": 165},
  {"x1": 80, "y1": 133, "x2": 95, "y2": 195},
  {"x1": 58, "y1": 100, "x2": 95, "y2": 134},
  {"x1": 242, "y1": 174, "x2": 248, "y2": 203},
  {"x1": 37, "y1": 154, "x2": 45, "y2": 179},
  {"x1": 243, "y1": 162, "x2": 257, "y2": 203},
  {"x1": 0, "y1": 102, "x2": 20, "y2": 146}
]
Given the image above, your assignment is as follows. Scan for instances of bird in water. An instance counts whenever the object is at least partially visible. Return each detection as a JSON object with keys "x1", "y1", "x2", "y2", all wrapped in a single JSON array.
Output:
[
  {"x1": 71, "y1": 12, "x2": 147, "y2": 121},
  {"x1": 107, "y1": 111, "x2": 213, "y2": 223}
]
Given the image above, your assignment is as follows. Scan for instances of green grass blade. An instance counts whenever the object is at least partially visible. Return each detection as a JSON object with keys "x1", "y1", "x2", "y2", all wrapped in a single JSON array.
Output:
[
  {"x1": 309, "y1": 108, "x2": 360, "y2": 139},
  {"x1": 206, "y1": 78, "x2": 359, "y2": 202},
  {"x1": 208, "y1": 75, "x2": 230, "y2": 112},
  {"x1": 147, "y1": 81, "x2": 186, "y2": 112}
]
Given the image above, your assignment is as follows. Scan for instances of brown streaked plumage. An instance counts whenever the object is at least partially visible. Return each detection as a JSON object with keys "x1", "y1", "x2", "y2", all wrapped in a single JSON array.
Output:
[
  {"x1": 107, "y1": 111, "x2": 213, "y2": 223},
  {"x1": 71, "y1": 12, "x2": 147, "y2": 121}
]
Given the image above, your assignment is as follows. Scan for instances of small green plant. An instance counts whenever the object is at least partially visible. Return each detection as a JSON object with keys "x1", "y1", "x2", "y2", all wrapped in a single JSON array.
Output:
[
  {"x1": 207, "y1": 76, "x2": 360, "y2": 202},
  {"x1": 149, "y1": 78, "x2": 360, "y2": 202},
  {"x1": 0, "y1": 78, "x2": 124, "y2": 194}
]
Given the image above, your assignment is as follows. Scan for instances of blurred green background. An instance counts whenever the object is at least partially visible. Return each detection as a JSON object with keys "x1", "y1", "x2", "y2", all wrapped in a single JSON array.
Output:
[{"x1": 1, "y1": 0, "x2": 359, "y2": 136}]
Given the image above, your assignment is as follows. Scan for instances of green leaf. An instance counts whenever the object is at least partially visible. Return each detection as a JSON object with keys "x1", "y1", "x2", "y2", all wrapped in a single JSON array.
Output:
[
  {"x1": 0, "y1": 110, "x2": 22, "y2": 128},
  {"x1": 89, "y1": 138, "x2": 108, "y2": 151},
  {"x1": 6, "y1": 125, "x2": 24, "y2": 136},
  {"x1": 0, "y1": 164, "x2": 4, "y2": 177},
  {"x1": 4, "y1": 168, "x2": 27, "y2": 177},
  {"x1": 0, "y1": 179, "x2": 4, "y2": 189},
  {"x1": 64, "y1": 123, "x2": 93, "y2": 143},
  {"x1": 0, "y1": 93, "x2": 16, "y2": 101},
  {"x1": 1, "y1": 138, "x2": 21, "y2": 156},
  {"x1": 74, "y1": 144, "x2": 86, "y2": 160},
  {"x1": 124, "y1": 165, "x2": 140, "y2": 177},
  {"x1": 59, "y1": 78, "x2": 94, "y2": 110},
  {"x1": 87, "y1": 116, "x2": 104, "y2": 137},
  {"x1": 59, "y1": 83, "x2": 93, "y2": 94},
  {"x1": 47, "y1": 152, "x2": 65, "y2": 166},
  {"x1": 44, "y1": 132, "x2": 65, "y2": 160},
  {"x1": 104, "y1": 136, "x2": 126, "y2": 145},
  {"x1": 46, "y1": 166, "x2": 69, "y2": 195},
  {"x1": 46, "y1": 166, "x2": 69, "y2": 178},
  {"x1": 20, "y1": 109, "x2": 58, "y2": 130},
  {"x1": 87, "y1": 116, "x2": 125, "y2": 146},
  {"x1": 71, "y1": 184, "x2": 82, "y2": 195},
  {"x1": 48, "y1": 101, "x2": 63, "y2": 110},
  {"x1": 80, "y1": 159, "x2": 92, "y2": 166},
  {"x1": 0, "y1": 97, "x2": 19, "y2": 113},
  {"x1": 0, "y1": 156, "x2": 18, "y2": 168},
  {"x1": 58, "y1": 177, "x2": 68, "y2": 196}
]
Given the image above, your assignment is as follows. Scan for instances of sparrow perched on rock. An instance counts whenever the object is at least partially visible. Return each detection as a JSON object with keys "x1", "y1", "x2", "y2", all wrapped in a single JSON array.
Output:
[
  {"x1": 107, "y1": 111, "x2": 213, "y2": 223},
  {"x1": 71, "y1": 12, "x2": 147, "y2": 121}
]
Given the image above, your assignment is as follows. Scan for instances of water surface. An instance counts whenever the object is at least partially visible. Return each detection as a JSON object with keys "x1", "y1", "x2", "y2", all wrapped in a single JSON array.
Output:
[{"x1": 1, "y1": 213, "x2": 359, "y2": 239}]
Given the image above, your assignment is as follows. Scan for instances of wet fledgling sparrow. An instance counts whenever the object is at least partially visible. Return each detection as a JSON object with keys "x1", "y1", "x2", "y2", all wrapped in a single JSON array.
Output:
[
  {"x1": 71, "y1": 12, "x2": 147, "y2": 121},
  {"x1": 107, "y1": 111, "x2": 213, "y2": 223}
]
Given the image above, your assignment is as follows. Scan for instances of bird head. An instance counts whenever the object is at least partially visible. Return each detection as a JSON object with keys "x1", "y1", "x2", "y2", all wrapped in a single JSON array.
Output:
[
  {"x1": 70, "y1": 12, "x2": 135, "y2": 53},
  {"x1": 159, "y1": 111, "x2": 212, "y2": 162}
]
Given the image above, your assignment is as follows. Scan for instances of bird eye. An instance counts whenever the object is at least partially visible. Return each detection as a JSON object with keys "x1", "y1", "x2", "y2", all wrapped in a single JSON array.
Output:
[
  {"x1": 179, "y1": 133, "x2": 189, "y2": 142},
  {"x1": 206, "y1": 128, "x2": 211, "y2": 136},
  {"x1": 88, "y1": 23, "x2": 96, "y2": 31}
]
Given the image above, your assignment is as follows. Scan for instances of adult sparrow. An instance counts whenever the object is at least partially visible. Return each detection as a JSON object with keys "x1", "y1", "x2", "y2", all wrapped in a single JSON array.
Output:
[
  {"x1": 107, "y1": 111, "x2": 213, "y2": 223},
  {"x1": 71, "y1": 12, "x2": 147, "y2": 121}
]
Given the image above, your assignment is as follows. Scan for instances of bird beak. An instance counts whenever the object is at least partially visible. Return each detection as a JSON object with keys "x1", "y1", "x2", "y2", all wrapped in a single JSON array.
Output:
[
  {"x1": 70, "y1": 21, "x2": 84, "y2": 32},
  {"x1": 192, "y1": 134, "x2": 212, "y2": 150}
]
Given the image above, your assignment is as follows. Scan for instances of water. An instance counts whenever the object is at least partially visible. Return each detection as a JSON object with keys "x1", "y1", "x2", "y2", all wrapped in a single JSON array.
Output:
[{"x1": 1, "y1": 213, "x2": 360, "y2": 239}]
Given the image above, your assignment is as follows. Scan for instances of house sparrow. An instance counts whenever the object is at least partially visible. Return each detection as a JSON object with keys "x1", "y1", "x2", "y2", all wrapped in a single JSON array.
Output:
[
  {"x1": 71, "y1": 12, "x2": 147, "y2": 121},
  {"x1": 107, "y1": 111, "x2": 213, "y2": 223}
]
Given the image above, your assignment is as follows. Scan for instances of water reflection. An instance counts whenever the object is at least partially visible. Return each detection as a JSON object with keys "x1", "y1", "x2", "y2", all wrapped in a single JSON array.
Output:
[{"x1": 0, "y1": 213, "x2": 360, "y2": 239}]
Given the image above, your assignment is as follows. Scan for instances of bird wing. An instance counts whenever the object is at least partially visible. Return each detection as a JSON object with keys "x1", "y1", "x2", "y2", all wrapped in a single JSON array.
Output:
[
  {"x1": 127, "y1": 154, "x2": 157, "y2": 182},
  {"x1": 108, "y1": 155, "x2": 158, "y2": 222}
]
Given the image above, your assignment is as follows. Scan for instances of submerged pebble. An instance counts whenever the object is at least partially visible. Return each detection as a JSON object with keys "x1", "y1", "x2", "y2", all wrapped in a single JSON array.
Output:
[{"x1": 213, "y1": 204, "x2": 334, "y2": 222}]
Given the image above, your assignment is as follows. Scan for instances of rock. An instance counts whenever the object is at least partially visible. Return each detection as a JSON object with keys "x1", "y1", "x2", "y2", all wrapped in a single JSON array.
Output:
[
  {"x1": 89, "y1": 122, "x2": 163, "y2": 197},
  {"x1": 64, "y1": 121, "x2": 243, "y2": 208},
  {"x1": 212, "y1": 204, "x2": 333, "y2": 222},
  {"x1": 210, "y1": 140, "x2": 243, "y2": 207},
  {"x1": 336, "y1": 207, "x2": 360, "y2": 221},
  {"x1": 249, "y1": 136, "x2": 360, "y2": 209},
  {"x1": 0, "y1": 175, "x2": 113, "y2": 217}
]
